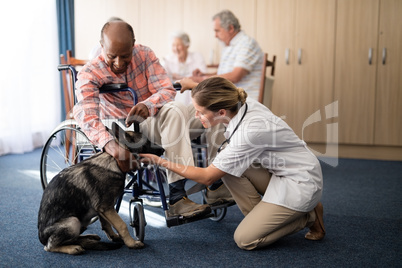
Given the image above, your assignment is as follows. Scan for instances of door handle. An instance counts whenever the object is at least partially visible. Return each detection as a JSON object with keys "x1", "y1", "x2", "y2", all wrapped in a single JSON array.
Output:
[
  {"x1": 285, "y1": 48, "x2": 290, "y2": 65},
  {"x1": 298, "y1": 48, "x2": 302, "y2": 65},
  {"x1": 382, "y1": 48, "x2": 386, "y2": 65},
  {"x1": 368, "y1": 48, "x2": 373, "y2": 65}
]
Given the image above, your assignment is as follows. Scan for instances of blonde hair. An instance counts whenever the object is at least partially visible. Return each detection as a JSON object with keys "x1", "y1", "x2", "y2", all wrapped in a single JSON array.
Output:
[{"x1": 192, "y1": 77, "x2": 247, "y2": 113}]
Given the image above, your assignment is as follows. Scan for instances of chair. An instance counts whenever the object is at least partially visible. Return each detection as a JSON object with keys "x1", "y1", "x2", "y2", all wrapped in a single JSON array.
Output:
[
  {"x1": 66, "y1": 50, "x2": 88, "y2": 66},
  {"x1": 258, "y1": 53, "x2": 276, "y2": 106},
  {"x1": 60, "y1": 50, "x2": 88, "y2": 120},
  {"x1": 59, "y1": 50, "x2": 88, "y2": 163}
]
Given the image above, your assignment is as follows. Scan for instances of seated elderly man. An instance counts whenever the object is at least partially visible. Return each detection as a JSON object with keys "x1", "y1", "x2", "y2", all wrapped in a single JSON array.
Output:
[
  {"x1": 73, "y1": 21, "x2": 210, "y2": 218},
  {"x1": 192, "y1": 9, "x2": 264, "y2": 101}
]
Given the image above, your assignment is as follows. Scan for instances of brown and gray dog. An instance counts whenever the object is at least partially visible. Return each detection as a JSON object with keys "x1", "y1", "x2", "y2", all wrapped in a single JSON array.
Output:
[{"x1": 38, "y1": 122, "x2": 163, "y2": 255}]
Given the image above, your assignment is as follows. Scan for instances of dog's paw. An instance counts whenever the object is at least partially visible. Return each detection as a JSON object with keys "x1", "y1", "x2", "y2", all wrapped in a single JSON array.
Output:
[
  {"x1": 44, "y1": 245, "x2": 85, "y2": 255},
  {"x1": 66, "y1": 245, "x2": 85, "y2": 255},
  {"x1": 126, "y1": 239, "x2": 145, "y2": 249}
]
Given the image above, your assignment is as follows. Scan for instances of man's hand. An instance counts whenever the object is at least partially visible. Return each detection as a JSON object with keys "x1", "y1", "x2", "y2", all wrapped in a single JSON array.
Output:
[
  {"x1": 192, "y1": 68, "x2": 203, "y2": 77},
  {"x1": 125, "y1": 103, "x2": 149, "y2": 127},
  {"x1": 104, "y1": 140, "x2": 139, "y2": 172},
  {"x1": 178, "y1": 77, "x2": 199, "y2": 93}
]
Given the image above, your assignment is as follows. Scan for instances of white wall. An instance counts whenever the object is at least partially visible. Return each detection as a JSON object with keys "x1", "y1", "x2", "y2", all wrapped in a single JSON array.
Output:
[{"x1": 74, "y1": 0, "x2": 260, "y2": 64}]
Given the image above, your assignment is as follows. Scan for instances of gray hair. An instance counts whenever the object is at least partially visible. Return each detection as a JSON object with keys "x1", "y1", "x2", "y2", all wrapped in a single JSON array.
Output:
[
  {"x1": 170, "y1": 31, "x2": 190, "y2": 47},
  {"x1": 212, "y1": 10, "x2": 241, "y2": 31}
]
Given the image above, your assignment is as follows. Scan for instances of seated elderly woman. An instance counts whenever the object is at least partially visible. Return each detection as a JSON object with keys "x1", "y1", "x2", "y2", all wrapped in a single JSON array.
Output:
[{"x1": 162, "y1": 31, "x2": 207, "y2": 105}]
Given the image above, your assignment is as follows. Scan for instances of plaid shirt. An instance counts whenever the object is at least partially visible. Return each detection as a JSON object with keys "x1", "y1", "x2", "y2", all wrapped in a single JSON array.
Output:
[{"x1": 73, "y1": 44, "x2": 176, "y2": 148}]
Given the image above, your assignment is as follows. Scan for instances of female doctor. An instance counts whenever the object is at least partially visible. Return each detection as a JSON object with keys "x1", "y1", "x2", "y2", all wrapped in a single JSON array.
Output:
[{"x1": 140, "y1": 77, "x2": 325, "y2": 250}]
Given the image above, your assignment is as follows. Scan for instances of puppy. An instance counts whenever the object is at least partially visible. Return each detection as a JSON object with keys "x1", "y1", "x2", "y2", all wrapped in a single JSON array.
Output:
[{"x1": 38, "y1": 122, "x2": 163, "y2": 255}]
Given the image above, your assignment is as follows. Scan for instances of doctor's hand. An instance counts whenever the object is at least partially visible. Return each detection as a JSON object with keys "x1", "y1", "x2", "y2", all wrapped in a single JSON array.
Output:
[
  {"x1": 126, "y1": 103, "x2": 149, "y2": 127},
  {"x1": 139, "y1": 153, "x2": 165, "y2": 167}
]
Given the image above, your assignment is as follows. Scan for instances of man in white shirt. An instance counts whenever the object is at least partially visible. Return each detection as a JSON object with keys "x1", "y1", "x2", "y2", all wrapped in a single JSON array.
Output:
[{"x1": 192, "y1": 10, "x2": 264, "y2": 101}]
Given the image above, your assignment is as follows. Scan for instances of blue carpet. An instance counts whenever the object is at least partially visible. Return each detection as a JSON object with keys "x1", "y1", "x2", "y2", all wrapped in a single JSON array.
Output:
[{"x1": 0, "y1": 148, "x2": 401, "y2": 267}]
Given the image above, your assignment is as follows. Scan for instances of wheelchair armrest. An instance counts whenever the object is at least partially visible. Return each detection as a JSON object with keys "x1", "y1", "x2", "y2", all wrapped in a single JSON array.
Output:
[
  {"x1": 99, "y1": 84, "x2": 138, "y2": 105},
  {"x1": 99, "y1": 83, "x2": 128, "y2": 92}
]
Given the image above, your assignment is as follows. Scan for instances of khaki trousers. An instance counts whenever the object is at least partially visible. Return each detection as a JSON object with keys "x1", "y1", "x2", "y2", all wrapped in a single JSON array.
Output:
[
  {"x1": 140, "y1": 102, "x2": 225, "y2": 183},
  {"x1": 222, "y1": 164, "x2": 315, "y2": 250}
]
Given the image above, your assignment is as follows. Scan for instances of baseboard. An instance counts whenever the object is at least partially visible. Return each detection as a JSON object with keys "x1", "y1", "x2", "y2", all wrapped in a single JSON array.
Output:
[{"x1": 307, "y1": 143, "x2": 402, "y2": 161}]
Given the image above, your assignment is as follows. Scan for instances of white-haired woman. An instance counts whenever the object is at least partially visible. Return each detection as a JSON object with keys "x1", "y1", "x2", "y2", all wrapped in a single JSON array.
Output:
[
  {"x1": 162, "y1": 31, "x2": 207, "y2": 105},
  {"x1": 141, "y1": 76, "x2": 325, "y2": 250}
]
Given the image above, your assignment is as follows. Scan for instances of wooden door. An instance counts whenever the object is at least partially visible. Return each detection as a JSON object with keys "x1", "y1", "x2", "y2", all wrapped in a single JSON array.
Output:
[
  {"x1": 137, "y1": 0, "x2": 182, "y2": 58},
  {"x1": 374, "y1": 0, "x2": 402, "y2": 146},
  {"x1": 292, "y1": 0, "x2": 336, "y2": 143},
  {"x1": 256, "y1": 0, "x2": 296, "y2": 124},
  {"x1": 334, "y1": 0, "x2": 380, "y2": 144},
  {"x1": 182, "y1": 0, "x2": 221, "y2": 65}
]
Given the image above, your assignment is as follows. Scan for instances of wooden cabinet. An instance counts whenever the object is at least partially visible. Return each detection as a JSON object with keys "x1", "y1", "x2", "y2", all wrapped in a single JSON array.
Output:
[
  {"x1": 334, "y1": 0, "x2": 380, "y2": 145},
  {"x1": 335, "y1": 0, "x2": 402, "y2": 146},
  {"x1": 257, "y1": 0, "x2": 336, "y2": 144},
  {"x1": 256, "y1": 0, "x2": 295, "y2": 123},
  {"x1": 292, "y1": 0, "x2": 336, "y2": 144},
  {"x1": 374, "y1": 0, "x2": 402, "y2": 146},
  {"x1": 258, "y1": 0, "x2": 400, "y2": 149}
]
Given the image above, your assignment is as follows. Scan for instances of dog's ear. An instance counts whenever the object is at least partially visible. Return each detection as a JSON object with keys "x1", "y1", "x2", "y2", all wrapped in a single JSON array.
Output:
[
  {"x1": 124, "y1": 131, "x2": 138, "y2": 143},
  {"x1": 111, "y1": 121, "x2": 122, "y2": 140},
  {"x1": 109, "y1": 122, "x2": 164, "y2": 156},
  {"x1": 110, "y1": 122, "x2": 129, "y2": 149},
  {"x1": 111, "y1": 122, "x2": 138, "y2": 144},
  {"x1": 110, "y1": 122, "x2": 144, "y2": 153}
]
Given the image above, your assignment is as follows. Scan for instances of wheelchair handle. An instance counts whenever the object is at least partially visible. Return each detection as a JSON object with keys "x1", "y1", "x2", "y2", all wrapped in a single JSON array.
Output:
[
  {"x1": 173, "y1": 82, "x2": 182, "y2": 91},
  {"x1": 58, "y1": 64, "x2": 78, "y2": 87},
  {"x1": 57, "y1": 64, "x2": 71, "y2": 71},
  {"x1": 173, "y1": 82, "x2": 193, "y2": 92},
  {"x1": 58, "y1": 64, "x2": 138, "y2": 106}
]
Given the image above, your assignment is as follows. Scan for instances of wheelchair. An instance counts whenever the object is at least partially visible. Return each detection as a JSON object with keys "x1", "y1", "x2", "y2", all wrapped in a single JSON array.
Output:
[{"x1": 39, "y1": 64, "x2": 234, "y2": 242}]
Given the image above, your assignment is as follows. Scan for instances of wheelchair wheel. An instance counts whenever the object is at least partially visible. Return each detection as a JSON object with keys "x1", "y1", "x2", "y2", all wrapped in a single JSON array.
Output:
[
  {"x1": 40, "y1": 124, "x2": 97, "y2": 189},
  {"x1": 129, "y1": 202, "x2": 146, "y2": 242},
  {"x1": 210, "y1": 206, "x2": 227, "y2": 222},
  {"x1": 201, "y1": 191, "x2": 227, "y2": 222}
]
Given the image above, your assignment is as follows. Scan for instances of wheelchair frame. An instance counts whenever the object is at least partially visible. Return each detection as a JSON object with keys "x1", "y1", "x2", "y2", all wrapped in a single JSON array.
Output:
[{"x1": 40, "y1": 64, "x2": 233, "y2": 242}]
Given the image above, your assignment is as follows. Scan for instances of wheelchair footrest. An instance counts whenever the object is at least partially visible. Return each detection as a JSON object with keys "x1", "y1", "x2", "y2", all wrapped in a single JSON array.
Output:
[
  {"x1": 165, "y1": 201, "x2": 236, "y2": 227},
  {"x1": 166, "y1": 212, "x2": 215, "y2": 227}
]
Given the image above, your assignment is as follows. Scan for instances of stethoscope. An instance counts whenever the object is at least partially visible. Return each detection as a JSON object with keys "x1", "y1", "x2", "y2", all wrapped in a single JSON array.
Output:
[{"x1": 217, "y1": 103, "x2": 248, "y2": 153}]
